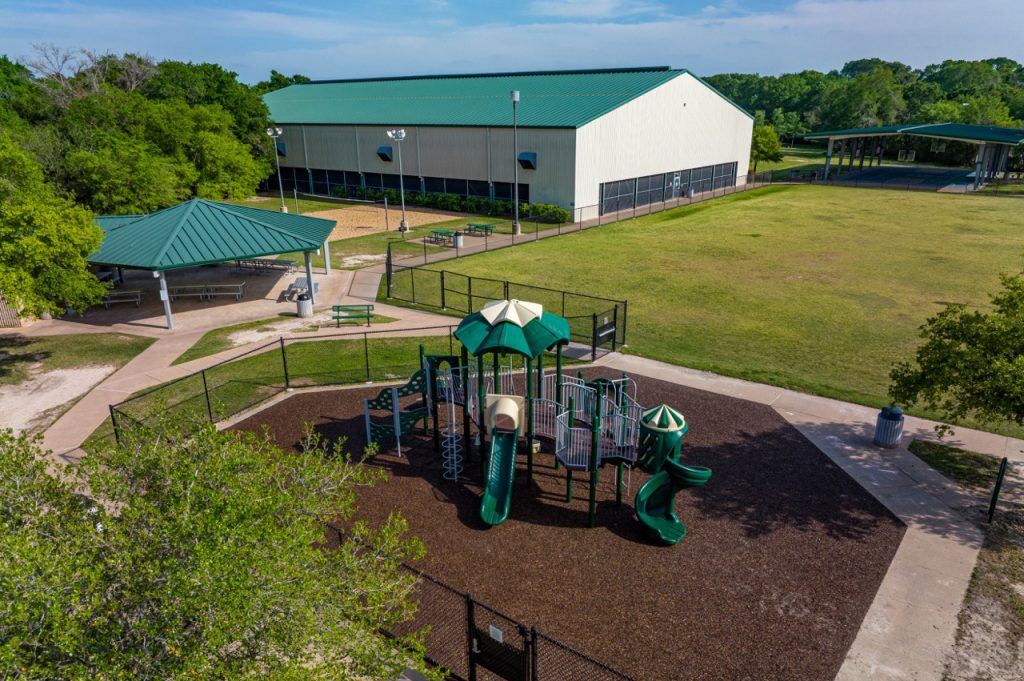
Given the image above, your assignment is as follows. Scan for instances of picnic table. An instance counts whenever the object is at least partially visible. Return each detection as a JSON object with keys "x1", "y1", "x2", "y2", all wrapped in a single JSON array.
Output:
[
  {"x1": 465, "y1": 223, "x2": 496, "y2": 236},
  {"x1": 286, "y1": 276, "x2": 319, "y2": 297},
  {"x1": 427, "y1": 229, "x2": 456, "y2": 246},
  {"x1": 233, "y1": 258, "x2": 297, "y2": 275}
]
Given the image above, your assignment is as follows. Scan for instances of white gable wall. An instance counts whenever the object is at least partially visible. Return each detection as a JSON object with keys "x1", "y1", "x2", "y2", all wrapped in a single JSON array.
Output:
[{"x1": 574, "y1": 72, "x2": 753, "y2": 216}]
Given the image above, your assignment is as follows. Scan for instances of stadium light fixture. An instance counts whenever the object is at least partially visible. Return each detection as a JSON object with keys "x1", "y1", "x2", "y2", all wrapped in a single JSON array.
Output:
[
  {"x1": 387, "y1": 129, "x2": 409, "y2": 231},
  {"x1": 510, "y1": 90, "x2": 521, "y2": 236},
  {"x1": 265, "y1": 127, "x2": 287, "y2": 213}
]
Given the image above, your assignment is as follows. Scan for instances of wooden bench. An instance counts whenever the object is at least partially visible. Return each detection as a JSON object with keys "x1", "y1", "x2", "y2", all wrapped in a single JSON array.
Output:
[
  {"x1": 465, "y1": 222, "x2": 495, "y2": 236},
  {"x1": 427, "y1": 229, "x2": 455, "y2": 246},
  {"x1": 168, "y1": 285, "x2": 210, "y2": 302},
  {"x1": 332, "y1": 304, "x2": 374, "y2": 327},
  {"x1": 204, "y1": 282, "x2": 247, "y2": 300},
  {"x1": 102, "y1": 290, "x2": 143, "y2": 309}
]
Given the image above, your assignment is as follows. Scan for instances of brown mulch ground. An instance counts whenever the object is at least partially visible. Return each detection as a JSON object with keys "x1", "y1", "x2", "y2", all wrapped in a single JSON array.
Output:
[{"x1": 231, "y1": 368, "x2": 905, "y2": 681}]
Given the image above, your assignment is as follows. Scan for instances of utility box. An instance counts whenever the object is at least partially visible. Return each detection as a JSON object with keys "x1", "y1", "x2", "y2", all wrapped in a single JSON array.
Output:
[
  {"x1": 873, "y1": 406, "x2": 905, "y2": 448},
  {"x1": 296, "y1": 293, "x2": 313, "y2": 318}
]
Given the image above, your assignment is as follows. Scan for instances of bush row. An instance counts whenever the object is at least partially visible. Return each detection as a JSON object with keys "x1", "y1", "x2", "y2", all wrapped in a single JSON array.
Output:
[{"x1": 330, "y1": 185, "x2": 571, "y2": 223}]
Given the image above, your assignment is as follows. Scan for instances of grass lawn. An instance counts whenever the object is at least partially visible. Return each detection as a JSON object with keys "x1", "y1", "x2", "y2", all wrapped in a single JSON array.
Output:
[
  {"x1": 172, "y1": 313, "x2": 399, "y2": 365},
  {"x1": 0, "y1": 333, "x2": 154, "y2": 385},
  {"x1": 428, "y1": 184, "x2": 1024, "y2": 434},
  {"x1": 222, "y1": 193, "x2": 359, "y2": 215},
  {"x1": 908, "y1": 440, "x2": 1004, "y2": 491}
]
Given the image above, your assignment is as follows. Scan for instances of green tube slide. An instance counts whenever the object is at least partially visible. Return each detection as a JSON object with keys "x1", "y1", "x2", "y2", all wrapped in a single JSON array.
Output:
[
  {"x1": 479, "y1": 428, "x2": 519, "y2": 527},
  {"x1": 634, "y1": 459, "x2": 712, "y2": 546}
]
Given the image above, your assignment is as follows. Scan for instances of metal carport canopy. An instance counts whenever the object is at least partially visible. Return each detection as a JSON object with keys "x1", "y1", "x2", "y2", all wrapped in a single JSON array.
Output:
[
  {"x1": 804, "y1": 122, "x2": 1024, "y2": 145},
  {"x1": 90, "y1": 199, "x2": 335, "y2": 329}
]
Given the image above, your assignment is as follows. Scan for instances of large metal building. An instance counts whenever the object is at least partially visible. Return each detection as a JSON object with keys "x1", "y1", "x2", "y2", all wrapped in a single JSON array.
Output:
[{"x1": 263, "y1": 67, "x2": 753, "y2": 220}]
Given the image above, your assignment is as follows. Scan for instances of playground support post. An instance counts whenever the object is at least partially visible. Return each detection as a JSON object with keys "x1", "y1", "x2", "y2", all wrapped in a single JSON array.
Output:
[
  {"x1": 526, "y1": 356, "x2": 534, "y2": 486},
  {"x1": 477, "y1": 353, "x2": 485, "y2": 480},
  {"x1": 422, "y1": 344, "x2": 441, "y2": 454},
  {"x1": 461, "y1": 345, "x2": 472, "y2": 468},
  {"x1": 616, "y1": 462, "x2": 623, "y2": 506},
  {"x1": 565, "y1": 396, "x2": 575, "y2": 498},
  {"x1": 588, "y1": 382, "x2": 603, "y2": 528}
]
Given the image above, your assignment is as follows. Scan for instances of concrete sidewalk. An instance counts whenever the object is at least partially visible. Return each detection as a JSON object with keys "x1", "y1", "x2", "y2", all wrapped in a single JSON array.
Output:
[{"x1": 601, "y1": 353, "x2": 1000, "y2": 681}]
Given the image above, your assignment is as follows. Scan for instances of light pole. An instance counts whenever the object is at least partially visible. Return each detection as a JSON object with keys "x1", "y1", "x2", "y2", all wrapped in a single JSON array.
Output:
[
  {"x1": 510, "y1": 90, "x2": 521, "y2": 235},
  {"x1": 266, "y1": 127, "x2": 287, "y2": 213},
  {"x1": 387, "y1": 129, "x2": 409, "y2": 232}
]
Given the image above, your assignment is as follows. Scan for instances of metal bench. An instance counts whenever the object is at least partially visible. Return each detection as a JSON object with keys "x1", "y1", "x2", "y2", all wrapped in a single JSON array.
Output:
[
  {"x1": 168, "y1": 285, "x2": 209, "y2": 302},
  {"x1": 332, "y1": 303, "x2": 374, "y2": 327},
  {"x1": 204, "y1": 282, "x2": 247, "y2": 300},
  {"x1": 102, "y1": 290, "x2": 143, "y2": 309},
  {"x1": 427, "y1": 229, "x2": 455, "y2": 245},
  {"x1": 465, "y1": 222, "x2": 496, "y2": 236},
  {"x1": 286, "y1": 277, "x2": 319, "y2": 298}
]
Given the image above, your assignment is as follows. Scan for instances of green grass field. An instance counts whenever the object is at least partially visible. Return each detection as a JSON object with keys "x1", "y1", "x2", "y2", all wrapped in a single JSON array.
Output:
[
  {"x1": 431, "y1": 185, "x2": 1024, "y2": 432},
  {"x1": 0, "y1": 333, "x2": 154, "y2": 385}
]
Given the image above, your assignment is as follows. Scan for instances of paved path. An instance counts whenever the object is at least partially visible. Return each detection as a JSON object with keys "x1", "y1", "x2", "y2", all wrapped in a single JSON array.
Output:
[{"x1": 601, "y1": 353, "x2": 1009, "y2": 681}]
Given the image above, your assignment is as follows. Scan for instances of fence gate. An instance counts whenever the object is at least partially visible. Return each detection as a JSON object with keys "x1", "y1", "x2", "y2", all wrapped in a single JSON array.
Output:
[
  {"x1": 469, "y1": 600, "x2": 531, "y2": 681},
  {"x1": 0, "y1": 294, "x2": 21, "y2": 328}
]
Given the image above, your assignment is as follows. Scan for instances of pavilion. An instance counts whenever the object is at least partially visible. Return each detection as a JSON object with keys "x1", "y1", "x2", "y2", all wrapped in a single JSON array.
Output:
[
  {"x1": 804, "y1": 123, "x2": 1024, "y2": 188},
  {"x1": 89, "y1": 199, "x2": 336, "y2": 329}
]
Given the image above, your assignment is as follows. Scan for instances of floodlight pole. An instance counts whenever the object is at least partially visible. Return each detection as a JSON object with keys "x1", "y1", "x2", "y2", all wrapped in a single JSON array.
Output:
[
  {"x1": 266, "y1": 127, "x2": 287, "y2": 213},
  {"x1": 511, "y1": 90, "x2": 521, "y2": 236},
  {"x1": 388, "y1": 129, "x2": 409, "y2": 232}
]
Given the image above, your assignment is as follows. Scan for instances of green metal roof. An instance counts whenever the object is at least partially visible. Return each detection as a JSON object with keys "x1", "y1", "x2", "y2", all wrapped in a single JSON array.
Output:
[
  {"x1": 264, "y1": 67, "x2": 748, "y2": 128},
  {"x1": 455, "y1": 307, "x2": 570, "y2": 358},
  {"x1": 91, "y1": 199, "x2": 335, "y2": 271},
  {"x1": 805, "y1": 123, "x2": 1024, "y2": 145}
]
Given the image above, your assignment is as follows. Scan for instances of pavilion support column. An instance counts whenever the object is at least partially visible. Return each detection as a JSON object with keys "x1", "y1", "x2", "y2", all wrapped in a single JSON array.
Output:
[
  {"x1": 823, "y1": 139, "x2": 834, "y2": 180},
  {"x1": 304, "y1": 251, "x2": 316, "y2": 305},
  {"x1": 858, "y1": 138, "x2": 868, "y2": 170},
  {"x1": 323, "y1": 240, "x2": 332, "y2": 275},
  {"x1": 848, "y1": 139, "x2": 857, "y2": 170},
  {"x1": 998, "y1": 145, "x2": 1010, "y2": 180},
  {"x1": 836, "y1": 141, "x2": 846, "y2": 177},
  {"x1": 974, "y1": 144, "x2": 986, "y2": 190},
  {"x1": 158, "y1": 271, "x2": 173, "y2": 330}
]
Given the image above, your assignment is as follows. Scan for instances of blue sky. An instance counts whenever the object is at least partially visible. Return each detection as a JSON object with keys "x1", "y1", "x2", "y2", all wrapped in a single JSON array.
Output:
[{"x1": 1, "y1": 0, "x2": 1021, "y2": 83}]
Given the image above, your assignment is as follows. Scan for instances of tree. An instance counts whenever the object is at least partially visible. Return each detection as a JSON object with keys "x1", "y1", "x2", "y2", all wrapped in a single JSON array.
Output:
[
  {"x1": 890, "y1": 270, "x2": 1024, "y2": 427},
  {"x1": 750, "y1": 124, "x2": 783, "y2": 173},
  {"x1": 0, "y1": 420, "x2": 439, "y2": 680},
  {"x1": 253, "y1": 69, "x2": 311, "y2": 95},
  {"x1": 0, "y1": 132, "x2": 105, "y2": 315}
]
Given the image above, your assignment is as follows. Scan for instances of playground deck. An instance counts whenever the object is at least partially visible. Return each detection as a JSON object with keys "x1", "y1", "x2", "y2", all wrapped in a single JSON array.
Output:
[{"x1": 230, "y1": 368, "x2": 905, "y2": 681}]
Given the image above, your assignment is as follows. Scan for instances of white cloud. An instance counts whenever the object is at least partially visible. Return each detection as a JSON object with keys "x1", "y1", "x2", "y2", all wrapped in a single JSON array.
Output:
[{"x1": 527, "y1": 0, "x2": 663, "y2": 19}]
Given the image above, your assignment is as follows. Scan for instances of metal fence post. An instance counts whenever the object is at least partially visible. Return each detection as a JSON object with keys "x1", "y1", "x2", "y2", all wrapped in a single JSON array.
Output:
[
  {"x1": 530, "y1": 626, "x2": 539, "y2": 681},
  {"x1": 109, "y1": 404, "x2": 121, "y2": 447},
  {"x1": 440, "y1": 270, "x2": 447, "y2": 310},
  {"x1": 621, "y1": 300, "x2": 628, "y2": 347},
  {"x1": 466, "y1": 594, "x2": 478, "y2": 681},
  {"x1": 411, "y1": 267, "x2": 416, "y2": 304},
  {"x1": 504, "y1": 280, "x2": 509, "y2": 300},
  {"x1": 385, "y1": 242, "x2": 393, "y2": 298},
  {"x1": 201, "y1": 369, "x2": 214, "y2": 422},
  {"x1": 591, "y1": 313, "x2": 598, "y2": 362},
  {"x1": 364, "y1": 332, "x2": 371, "y2": 383},
  {"x1": 611, "y1": 305, "x2": 618, "y2": 352},
  {"x1": 988, "y1": 457, "x2": 1010, "y2": 522},
  {"x1": 279, "y1": 337, "x2": 290, "y2": 389},
  {"x1": 468, "y1": 277, "x2": 474, "y2": 313},
  {"x1": 561, "y1": 291, "x2": 566, "y2": 317}
]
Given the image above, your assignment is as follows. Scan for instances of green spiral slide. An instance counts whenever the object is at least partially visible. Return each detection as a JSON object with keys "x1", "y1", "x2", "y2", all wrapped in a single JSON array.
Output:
[
  {"x1": 635, "y1": 459, "x2": 712, "y2": 545},
  {"x1": 479, "y1": 428, "x2": 519, "y2": 527}
]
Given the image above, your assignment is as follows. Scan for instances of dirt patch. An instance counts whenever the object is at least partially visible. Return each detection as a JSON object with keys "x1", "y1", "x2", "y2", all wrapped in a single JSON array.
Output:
[
  {"x1": 308, "y1": 205, "x2": 463, "y2": 242},
  {"x1": 0, "y1": 365, "x2": 115, "y2": 433},
  {"x1": 231, "y1": 368, "x2": 905, "y2": 681}
]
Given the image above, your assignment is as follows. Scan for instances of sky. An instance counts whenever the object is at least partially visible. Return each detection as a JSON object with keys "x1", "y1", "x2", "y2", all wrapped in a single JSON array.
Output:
[{"x1": 1, "y1": 0, "x2": 1022, "y2": 84}]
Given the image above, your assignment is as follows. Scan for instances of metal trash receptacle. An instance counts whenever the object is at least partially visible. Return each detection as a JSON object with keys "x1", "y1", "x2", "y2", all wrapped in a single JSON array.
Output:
[
  {"x1": 454, "y1": 232, "x2": 464, "y2": 249},
  {"x1": 296, "y1": 293, "x2": 313, "y2": 318},
  {"x1": 873, "y1": 406, "x2": 904, "y2": 448}
]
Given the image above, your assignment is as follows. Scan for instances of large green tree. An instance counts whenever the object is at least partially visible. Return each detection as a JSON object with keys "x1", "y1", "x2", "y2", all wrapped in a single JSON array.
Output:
[
  {"x1": 0, "y1": 132, "x2": 105, "y2": 315},
  {"x1": 0, "y1": 421, "x2": 439, "y2": 679},
  {"x1": 891, "y1": 270, "x2": 1024, "y2": 426},
  {"x1": 750, "y1": 124, "x2": 783, "y2": 173}
]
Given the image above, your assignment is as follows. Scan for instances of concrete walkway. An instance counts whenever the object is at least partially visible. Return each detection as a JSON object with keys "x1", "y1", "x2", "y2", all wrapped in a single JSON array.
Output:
[{"x1": 601, "y1": 353, "x2": 1012, "y2": 681}]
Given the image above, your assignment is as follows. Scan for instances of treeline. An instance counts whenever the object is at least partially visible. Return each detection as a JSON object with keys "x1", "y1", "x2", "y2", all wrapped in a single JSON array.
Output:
[
  {"x1": 0, "y1": 46, "x2": 305, "y2": 215},
  {"x1": 707, "y1": 57, "x2": 1024, "y2": 142}
]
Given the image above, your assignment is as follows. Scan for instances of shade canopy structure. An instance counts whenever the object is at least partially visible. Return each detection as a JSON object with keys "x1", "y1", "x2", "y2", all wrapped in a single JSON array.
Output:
[
  {"x1": 455, "y1": 299, "x2": 570, "y2": 359},
  {"x1": 89, "y1": 199, "x2": 335, "y2": 330},
  {"x1": 803, "y1": 123, "x2": 1024, "y2": 188},
  {"x1": 91, "y1": 199, "x2": 334, "y2": 271}
]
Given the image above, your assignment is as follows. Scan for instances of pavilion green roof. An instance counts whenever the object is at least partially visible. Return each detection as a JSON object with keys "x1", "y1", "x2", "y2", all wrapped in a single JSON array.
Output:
[
  {"x1": 264, "y1": 67, "x2": 750, "y2": 128},
  {"x1": 805, "y1": 123, "x2": 1024, "y2": 145},
  {"x1": 90, "y1": 199, "x2": 335, "y2": 271}
]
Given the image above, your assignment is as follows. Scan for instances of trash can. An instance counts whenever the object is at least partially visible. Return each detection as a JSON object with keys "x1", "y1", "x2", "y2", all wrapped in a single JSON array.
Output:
[
  {"x1": 296, "y1": 293, "x2": 313, "y2": 318},
  {"x1": 873, "y1": 406, "x2": 905, "y2": 448},
  {"x1": 454, "y1": 232, "x2": 464, "y2": 249}
]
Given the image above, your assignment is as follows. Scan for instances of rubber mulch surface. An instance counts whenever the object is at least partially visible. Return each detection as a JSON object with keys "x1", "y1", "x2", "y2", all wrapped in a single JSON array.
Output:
[{"x1": 231, "y1": 368, "x2": 905, "y2": 681}]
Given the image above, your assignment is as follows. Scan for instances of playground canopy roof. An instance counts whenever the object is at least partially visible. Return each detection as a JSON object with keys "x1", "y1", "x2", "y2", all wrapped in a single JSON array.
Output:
[
  {"x1": 90, "y1": 199, "x2": 335, "y2": 271},
  {"x1": 264, "y1": 67, "x2": 752, "y2": 129},
  {"x1": 804, "y1": 123, "x2": 1024, "y2": 146},
  {"x1": 455, "y1": 300, "x2": 570, "y2": 358}
]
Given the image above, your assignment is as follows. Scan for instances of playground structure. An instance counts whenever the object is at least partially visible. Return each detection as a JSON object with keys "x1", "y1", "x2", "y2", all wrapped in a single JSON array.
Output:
[{"x1": 363, "y1": 298, "x2": 710, "y2": 542}]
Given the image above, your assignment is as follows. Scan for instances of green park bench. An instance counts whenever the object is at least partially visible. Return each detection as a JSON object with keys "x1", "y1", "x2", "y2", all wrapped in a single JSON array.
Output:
[{"x1": 333, "y1": 303, "x2": 374, "y2": 327}]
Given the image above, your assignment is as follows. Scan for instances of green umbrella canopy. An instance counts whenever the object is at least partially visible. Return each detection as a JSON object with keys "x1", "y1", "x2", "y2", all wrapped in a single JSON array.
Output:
[
  {"x1": 455, "y1": 299, "x2": 571, "y2": 359},
  {"x1": 641, "y1": 405, "x2": 687, "y2": 432}
]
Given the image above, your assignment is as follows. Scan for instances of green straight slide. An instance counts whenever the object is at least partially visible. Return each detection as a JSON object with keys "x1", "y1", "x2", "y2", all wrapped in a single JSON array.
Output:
[
  {"x1": 479, "y1": 428, "x2": 519, "y2": 527},
  {"x1": 634, "y1": 459, "x2": 712, "y2": 545}
]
